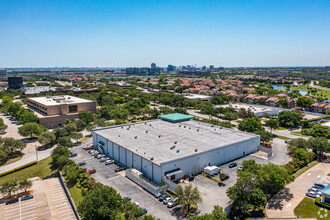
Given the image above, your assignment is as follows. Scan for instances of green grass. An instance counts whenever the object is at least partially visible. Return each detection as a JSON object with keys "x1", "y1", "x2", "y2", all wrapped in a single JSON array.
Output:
[
  {"x1": 294, "y1": 198, "x2": 328, "y2": 220},
  {"x1": 275, "y1": 126, "x2": 287, "y2": 130},
  {"x1": 293, "y1": 161, "x2": 319, "y2": 178},
  {"x1": 290, "y1": 85, "x2": 330, "y2": 99},
  {"x1": 0, "y1": 156, "x2": 54, "y2": 185},
  {"x1": 68, "y1": 185, "x2": 84, "y2": 206},
  {"x1": 274, "y1": 135, "x2": 293, "y2": 140}
]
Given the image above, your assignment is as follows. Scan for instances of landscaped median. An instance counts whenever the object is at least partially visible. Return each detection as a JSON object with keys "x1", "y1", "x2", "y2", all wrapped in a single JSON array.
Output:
[{"x1": 0, "y1": 160, "x2": 37, "y2": 177}]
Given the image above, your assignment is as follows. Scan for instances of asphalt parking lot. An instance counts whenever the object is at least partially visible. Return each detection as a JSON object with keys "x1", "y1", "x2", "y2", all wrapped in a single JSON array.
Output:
[
  {"x1": 1, "y1": 198, "x2": 37, "y2": 220},
  {"x1": 70, "y1": 143, "x2": 178, "y2": 220}
]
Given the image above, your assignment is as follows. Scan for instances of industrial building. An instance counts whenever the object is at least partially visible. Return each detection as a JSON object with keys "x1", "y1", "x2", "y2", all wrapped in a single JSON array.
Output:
[
  {"x1": 92, "y1": 113, "x2": 260, "y2": 184},
  {"x1": 27, "y1": 95, "x2": 96, "y2": 128},
  {"x1": 216, "y1": 103, "x2": 279, "y2": 117}
]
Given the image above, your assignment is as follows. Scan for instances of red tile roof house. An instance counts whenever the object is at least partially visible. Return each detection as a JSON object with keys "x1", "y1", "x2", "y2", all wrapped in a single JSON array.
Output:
[
  {"x1": 266, "y1": 96, "x2": 280, "y2": 107},
  {"x1": 253, "y1": 95, "x2": 268, "y2": 103},
  {"x1": 309, "y1": 103, "x2": 328, "y2": 113},
  {"x1": 245, "y1": 94, "x2": 258, "y2": 104}
]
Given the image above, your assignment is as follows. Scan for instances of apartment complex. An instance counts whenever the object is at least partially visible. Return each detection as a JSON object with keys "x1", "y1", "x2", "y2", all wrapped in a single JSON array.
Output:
[{"x1": 27, "y1": 95, "x2": 96, "y2": 128}]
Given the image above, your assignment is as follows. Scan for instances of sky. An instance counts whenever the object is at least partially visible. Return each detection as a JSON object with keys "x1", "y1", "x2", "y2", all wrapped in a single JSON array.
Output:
[{"x1": 0, "y1": 0, "x2": 330, "y2": 68}]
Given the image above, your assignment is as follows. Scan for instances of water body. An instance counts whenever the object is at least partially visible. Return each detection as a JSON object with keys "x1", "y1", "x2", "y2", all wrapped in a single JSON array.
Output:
[{"x1": 272, "y1": 85, "x2": 308, "y2": 96}]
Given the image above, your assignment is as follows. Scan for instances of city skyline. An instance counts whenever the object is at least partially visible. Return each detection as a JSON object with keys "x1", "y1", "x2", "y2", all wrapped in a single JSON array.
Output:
[{"x1": 1, "y1": 0, "x2": 330, "y2": 68}]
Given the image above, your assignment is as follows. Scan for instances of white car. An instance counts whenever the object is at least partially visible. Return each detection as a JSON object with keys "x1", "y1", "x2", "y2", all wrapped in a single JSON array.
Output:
[
  {"x1": 167, "y1": 198, "x2": 179, "y2": 208},
  {"x1": 133, "y1": 202, "x2": 139, "y2": 207},
  {"x1": 105, "y1": 160, "x2": 114, "y2": 165},
  {"x1": 306, "y1": 191, "x2": 320, "y2": 198},
  {"x1": 308, "y1": 188, "x2": 322, "y2": 195}
]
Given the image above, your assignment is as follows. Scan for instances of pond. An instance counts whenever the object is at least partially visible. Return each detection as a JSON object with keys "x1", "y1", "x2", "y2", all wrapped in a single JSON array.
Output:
[{"x1": 272, "y1": 85, "x2": 308, "y2": 96}]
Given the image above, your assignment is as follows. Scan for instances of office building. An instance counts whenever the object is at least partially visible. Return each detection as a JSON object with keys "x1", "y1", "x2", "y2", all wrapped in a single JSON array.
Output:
[
  {"x1": 8, "y1": 76, "x2": 23, "y2": 89},
  {"x1": 0, "y1": 69, "x2": 7, "y2": 79},
  {"x1": 27, "y1": 95, "x2": 96, "y2": 128}
]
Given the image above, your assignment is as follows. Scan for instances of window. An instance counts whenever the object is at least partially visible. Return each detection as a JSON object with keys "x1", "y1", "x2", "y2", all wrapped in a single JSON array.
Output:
[{"x1": 69, "y1": 105, "x2": 78, "y2": 113}]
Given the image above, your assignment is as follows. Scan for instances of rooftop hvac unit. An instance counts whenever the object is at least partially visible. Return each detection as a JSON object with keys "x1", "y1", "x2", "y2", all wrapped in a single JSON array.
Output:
[
  {"x1": 118, "y1": 135, "x2": 120, "y2": 137},
  {"x1": 134, "y1": 136, "x2": 137, "y2": 139},
  {"x1": 197, "y1": 129, "x2": 199, "y2": 132},
  {"x1": 121, "y1": 126, "x2": 123, "y2": 129},
  {"x1": 146, "y1": 130, "x2": 148, "y2": 133},
  {"x1": 195, "y1": 148, "x2": 198, "y2": 152},
  {"x1": 176, "y1": 149, "x2": 180, "y2": 153},
  {"x1": 211, "y1": 125, "x2": 214, "y2": 127},
  {"x1": 179, "y1": 125, "x2": 181, "y2": 127},
  {"x1": 174, "y1": 141, "x2": 177, "y2": 144},
  {"x1": 189, "y1": 127, "x2": 191, "y2": 129},
  {"x1": 150, "y1": 157, "x2": 154, "y2": 161},
  {"x1": 158, "y1": 135, "x2": 161, "y2": 138},
  {"x1": 184, "y1": 126, "x2": 186, "y2": 128},
  {"x1": 149, "y1": 124, "x2": 152, "y2": 127},
  {"x1": 127, "y1": 128, "x2": 129, "y2": 130}
]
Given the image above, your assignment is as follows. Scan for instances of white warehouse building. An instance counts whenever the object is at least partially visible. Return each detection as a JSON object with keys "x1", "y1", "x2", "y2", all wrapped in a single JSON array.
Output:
[{"x1": 92, "y1": 113, "x2": 260, "y2": 184}]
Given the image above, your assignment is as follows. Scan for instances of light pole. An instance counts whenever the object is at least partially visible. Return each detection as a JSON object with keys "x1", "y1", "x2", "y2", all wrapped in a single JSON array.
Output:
[{"x1": 35, "y1": 145, "x2": 38, "y2": 162}]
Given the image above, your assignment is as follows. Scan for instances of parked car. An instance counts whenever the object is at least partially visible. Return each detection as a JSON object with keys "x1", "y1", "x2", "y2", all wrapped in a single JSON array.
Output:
[
  {"x1": 167, "y1": 198, "x2": 179, "y2": 208},
  {"x1": 84, "y1": 146, "x2": 93, "y2": 150},
  {"x1": 100, "y1": 158, "x2": 107, "y2": 162},
  {"x1": 21, "y1": 194, "x2": 33, "y2": 201},
  {"x1": 163, "y1": 197, "x2": 172, "y2": 205},
  {"x1": 229, "y1": 162, "x2": 237, "y2": 168},
  {"x1": 115, "y1": 167, "x2": 125, "y2": 172},
  {"x1": 218, "y1": 182, "x2": 226, "y2": 187},
  {"x1": 77, "y1": 162, "x2": 86, "y2": 166},
  {"x1": 308, "y1": 188, "x2": 322, "y2": 195},
  {"x1": 97, "y1": 154, "x2": 105, "y2": 159},
  {"x1": 105, "y1": 160, "x2": 115, "y2": 165},
  {"x1": 69, "y1": 152, "x2": 77, "y2": 157},
  {"x1": 155, "y1": 192, "x2": 163, "y2": 199},
  {"x1": 86, "y1": 169, "x2": 96, "y2": 174},
  {"x1": 133, "y1": 202, "x2": 139, "y2": 207},
  {"x1": 306, "y1": 191, "x2": 320, "y2": 198},
  {"x1": 238, "y1": 166, "x2": 244, "y2": 171},
  {"x1": 123, "y1": 197, "x2": 131, "y2": 201},
  {"x1": 141, "y1": 208, "x2": 147, "y2": 213},
  {"x1": 6, "y1": 197, "x2": 18, "y2": 205},
  {"x1": 159, "y1": 194, "x2": 169, "y2": 202},
  {"x1": 285, "y1": 140, "x2": 289, "y2": 143},
  {"x1": 313, "y1": 183, "x2": 325, "y2": 189}
]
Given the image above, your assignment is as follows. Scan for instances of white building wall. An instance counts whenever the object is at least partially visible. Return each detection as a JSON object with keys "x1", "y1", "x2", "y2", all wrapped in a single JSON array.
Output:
[
  {"x1": 153, "y1": 165, "x2": 162, "y2": 184},
  {"x1": 141, "y1": 158, "x2": 153, "y2": 180},
  {"x1": 127, "y1": 151, "x2": 133, "y2": 168},
  {"x1": 120, "y1": 147, "x2": 126, "y2": 165},
  {"x1": 133, "y1": 154, "x2": 142, "y2": 170},
  {"x1": 113, "y1": 143, "x2": 119, "y2": 161}
]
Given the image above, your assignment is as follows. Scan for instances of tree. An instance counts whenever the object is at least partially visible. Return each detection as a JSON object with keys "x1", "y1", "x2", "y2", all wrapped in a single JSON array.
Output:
[
  {"x1": 238, "y1": 108, "x2": 254, "y2": 119},
  {"x1": 296, "y1": 97, "x2": 314, "y2": 109},
  {"x1": 51, "y1": 145, "x2": 71, "y2": 169},
  {"x1": 38, "y1": 131, "x2": 56, "y2": 146},
  {"x1": 70, "y1": 132, "x2": 83, "y2": 143},
  {"x1": 94, "y1": 118, "x2": 106, "y2": 127},
  {"x1": 79, "y1": 111, "x2": 94, "y2": 124},
  {"x1": 293, "y1": 148, "x2": 310, "y2": 166},
  {"x1": 174, "y1": 107, "x2": 188, "y2": 114},
  {"x1": 110, "y1": 107, "x2": 129, "y2": 120},
  {"x1": 113, "y1": 96, "x2": 125, "y2": 105},
  {"x1": 288, "y1": 138, "x2": 310, "y2": 150},
  {"x1": 19, "y1": 179, "x2": 32, "y2": 193},
  {"x1": 0, "y1": 118, "x2": 8, "y2": 132},
  {"x1": 278, "y1": 111, "x2": 302, "y2": 128},
  {"x1": 308, "y1": 137, "x2": 330, "y2": 159},
  {"x1": 0, "y1": 182, "x2": 17, "y2": 197},
  {"x1": 0, "y1": 137, "x2": 26, "y2": 156},
  {"x1": 58, "y1": 136, "x2": 74, "y2": 148},
  {"x1": 2, "y1": 96, "x2": 13, "y2": 107},
  {"x1": 78, "y1": 183, "x2": 122, "y2": 220},
  {"x1": 18, "y1": 122, "x2": 45, "y2": 138},
  {"x1": 175, "y1": 184, "x2": 202, "y2": 215},
  {"x1": 53, "y1": 127, "x2": 69, "y2": 140},
  {"x1": 278, "y1": 98, "x2": 289, "y2": 108},
  {"x1": 159, "y1": 107, "x2": 174, "y2": 115},
  {"x1": 65, "y1": 123, "x2": 77, "y2": 134},
  {"x1": 16, "y1": 109, "x2": 38, "y2": 124},
  {"x1": 189, "y1": 205, "x2": 228, "y2": 220},
  {"x1": 238, "y1": 117, "x2": 263, "y2": 133},
  {"x1": 254, "y1": 129, "x2": 273, "y2": 144},
  {"x1": 8, "y1": 102, "x2": 22, "y2": 117},
  {"x1": 265, "y1": 119, "x2": 278, "y2": 133},
  {"x1": 75, "y1": 120, "x2": 87, "y2": 131},
  {"x1": 248, "y1": 189, "x2": 267, "y2": 211}
]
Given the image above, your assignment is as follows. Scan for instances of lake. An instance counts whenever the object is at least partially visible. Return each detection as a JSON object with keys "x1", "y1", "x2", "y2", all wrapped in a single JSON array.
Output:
[{"x1": 272, "y1": 85, "x2": 308, "y2": 96}]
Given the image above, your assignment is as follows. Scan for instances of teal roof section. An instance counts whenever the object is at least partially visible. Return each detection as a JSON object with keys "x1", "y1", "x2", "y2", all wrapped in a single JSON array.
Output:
[
  {"x1": 321, "y1": 184, "x2": 330, "y2": 195},
  {"x1": 158, "y1": 113, "x2": 195, "y2": 122}
]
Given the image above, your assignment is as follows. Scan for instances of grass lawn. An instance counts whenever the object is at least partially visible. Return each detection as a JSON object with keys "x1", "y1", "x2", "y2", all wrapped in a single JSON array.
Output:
[
  {"x1": 293, "y1": 161, "x2": 319, "y2": 178},
  {"x1": 0, "y1": 156, "x2": 54, "y2": 185},
  {"x1": 68, "y1": 185, "x2": 84, "y2": 207},
  {"x1": 274, "y1": 135, "x2": 293, "y2": 140},
  {"x1": 294, "y1": 198, "x2": 327, "y2": 220},
  {"x1": 290, "y1": 131, "x2": 312, "y2": 138},
  {"x1": 290, "y1": 85, "x2": 330, "y2": 99},
  {"x1": 0, "y1": 156, "x2": 23, "y2": 167}
]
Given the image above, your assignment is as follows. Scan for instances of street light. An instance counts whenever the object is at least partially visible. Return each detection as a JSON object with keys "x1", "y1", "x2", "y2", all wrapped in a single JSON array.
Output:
[{"x1": 35, "y1": 144, "x2": 38, "y2": 162}]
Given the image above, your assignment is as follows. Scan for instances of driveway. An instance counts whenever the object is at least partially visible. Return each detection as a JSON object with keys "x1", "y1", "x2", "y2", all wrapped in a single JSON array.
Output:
[
  {"x1": 70, "y1": 144, "x2": 178, "y2": 220},
  {"x1": 266, "y1": 163, "x2": 330, "y2": 219}
]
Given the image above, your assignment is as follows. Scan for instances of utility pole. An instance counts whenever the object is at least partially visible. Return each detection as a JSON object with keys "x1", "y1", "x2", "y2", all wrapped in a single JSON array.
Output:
[{"x1": 35, "y1": 145, "x2": 38, "y2": 162}]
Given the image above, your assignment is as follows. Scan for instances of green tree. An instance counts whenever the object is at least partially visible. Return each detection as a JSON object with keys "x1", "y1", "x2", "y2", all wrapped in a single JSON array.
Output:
[
  {"x1": 175, "y1": 184, "x2": 202, "y2": 215},
  {"x1": 17, "y1": 109, "x2": 38, "y2": 124},
  {"x1": 79, "y1": 111, "x2": 95, "y2": 124},
  {"x1": 159, "y1": 106, "x2": 174, "y2": 115},
  {"x1": 19, "y1": 179, "x2": 32, "y2": 193},
  {"x1": 0, "y1": 137, "x2": 26, "y2": 156},
  {"x1": 296, "y1": 96, "x2": 314, "y2": 109},
  {"x1": 189, "y1": 205, "x2": 228, "y2": 220},
  {"x1": 0, "y1": 118, "x2": 8, "y2": 132},
  {"x1": 238, "y1": 117, "x2": 263, "y2": 133},
  {"x1": 51, "y1": 145, "x2": 71, "y2": 169},
  {"x1": 265, "y1": 119, "x2": 278, "y2": 133},
  {"x1": 308, "y1": 137, "x2": 330, "y2": 159},
  {"x1": 58, "y1": 136, "x2": 74, "y2": 148},
  {"x1": 288, "y1": 138, "x2": 310, "y2": 150},
  {"x1": 0, "y1": 182, "x2": 17, "y2": 197},
  {"x1": 65, "y1": 123, "x2": 77, "y2": 134},
  {"x1": 2, "y1": 96, "x2": 13, "y2": 107},
  {"x1": 18, "y1": 122, "x2": 45, "y2": 138},
  {"x1": 38, "y1": 131, "x2": 56, "y2": 146},
  {"x1": 70, "y1": 132, "x2": 83, "y2": 143},
  {"x1": 78, "y1": 183, "x2": 122, "y2": 220},
  {"x1": 278, "y1": 98, "x2": 289, "y2": 108},
  {"x1": 254, "y1": 129, "x2": 273, "y2": 144},
  {"x1": 278, "y1": 111, "x2": 302, "y2": 128},
  {"x1": 8, "y1": 102, "x2": 22, "y2": 117},
  {"x1": 293, "y1": 148, "x2": 310, "y2": 166},
  {"x1": 248, "y1": 188, "x2": 267, "y2": 211}
]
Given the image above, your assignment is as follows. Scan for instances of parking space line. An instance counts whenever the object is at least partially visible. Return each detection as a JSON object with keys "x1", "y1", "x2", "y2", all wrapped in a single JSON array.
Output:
[
  {"x1": 59, "y1": 213, "x2": 74, "y2": 218},
  {"x1": 4, "y1": 208, "x2": 19, "y2": 213},
  {"x1": 58, "y1": 208, "x2": 72, "y2": 213},
  {"x1": 21, "y1": 202, "x2": 36, "y2": 208},
  {"x1": 21, "y1": 206, "x2": 36, "y2": 212},
  {"x1": 106, "y1": 175, "x2": 120, "y2": 180},
  {"x1": 53, "y1": 196, "x2": 67, "y2": 201},
  {"x1": 21, "y1": 200, "x2": 35, "y2": 205},
  {"x1": 21, "y1": 213, "x2": 36, "y2": 219}
]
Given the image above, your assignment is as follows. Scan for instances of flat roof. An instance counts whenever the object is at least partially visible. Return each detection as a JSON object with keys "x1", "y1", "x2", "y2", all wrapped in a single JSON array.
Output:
[
  {"x1": 216, "y1": 103, "x2": 279, "y2": 113},
  {"x1": 158, "y1": 113, "x2": 195, "y2": 122},
  {"x1": 28, "y1": 95, "x2": 94, "y2": 106},
  {"x1": 93, "y1": 119, "x2": 259, "y2": 165}
]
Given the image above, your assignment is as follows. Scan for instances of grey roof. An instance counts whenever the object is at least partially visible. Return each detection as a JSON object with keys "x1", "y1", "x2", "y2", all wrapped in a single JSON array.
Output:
[{"x1": 93, "y1": 119, "x2": 259, "y2": 165}]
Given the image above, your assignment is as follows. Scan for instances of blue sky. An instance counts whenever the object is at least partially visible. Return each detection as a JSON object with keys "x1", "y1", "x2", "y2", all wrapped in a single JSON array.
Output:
[{"x1": 0, "y1": 0, "x2": 330, "y2": 67}]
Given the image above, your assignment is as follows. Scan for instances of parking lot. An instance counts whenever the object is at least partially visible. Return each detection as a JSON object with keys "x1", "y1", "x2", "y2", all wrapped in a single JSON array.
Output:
[
  {"x1": 0, "y1": 177, "x2": 76, "y2": 220},
  {"x1": 70, "y1": 144, "x2": 178, "y2": 220}
]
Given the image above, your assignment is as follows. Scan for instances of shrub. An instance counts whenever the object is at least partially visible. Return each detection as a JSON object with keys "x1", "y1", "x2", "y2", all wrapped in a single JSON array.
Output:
[
  {"x1": 0, "y1": 161, "x2": 37, "y2": 177},
  {"x1": 219, "y1": 173, "x2": 229, "y2": 181}
]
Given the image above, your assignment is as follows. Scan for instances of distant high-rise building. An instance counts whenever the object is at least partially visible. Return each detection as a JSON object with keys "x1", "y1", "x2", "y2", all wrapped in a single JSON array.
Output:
[
  {"x1": 202, "y1": 66, "x2": 206, "y2": 70},
  {"x1": 8, "y1": 76, "x2": 23, "y2": 89},
  {"x1": 167, "y1": 65, "x2": 176, "y2": 72},
  {"x1": 0, "y1": 69, "x2": 7, "y2": 79},
  {"x1": 151, "y1": 63, "x2": 156, "y2": 69},
  {"x1": 325, "y1": 66, "x2": 330, "y2": 70},
  {"x1": 209, "y1": 65, "x2": 214, "y2": 70}
]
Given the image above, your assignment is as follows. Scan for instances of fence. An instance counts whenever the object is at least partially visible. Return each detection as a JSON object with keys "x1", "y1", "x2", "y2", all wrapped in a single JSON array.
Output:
[
  {"x1": 161, "y1": 175, "x2": 178, "y2": 192},
  {"x1": 125, "y1": 169, "x2": 168, "y2": 196}
]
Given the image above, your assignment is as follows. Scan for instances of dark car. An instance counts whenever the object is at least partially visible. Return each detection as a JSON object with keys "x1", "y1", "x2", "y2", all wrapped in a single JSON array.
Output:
[
  {"x1": 21, "y1": 194, "x2": 33, "y2": 201},
  {"x1": 77, "y1": 162, "x2": 86, "y2": 166},
  {"x1": 69, "y1": 152, "x2": 77, "y2": 157},
  {"x1": 159, "y1": 194, "x2": 169, "y2": 202},
  {"x1": 6, "y1": 197, "x2": 19, "y2": 205},
  {"x1": 115, "y1": 167, "x2": 125, "y2": 172},
  {"x1": 229, "y1": 162, "x2": 237, "y2": 168},
  {"x1": 141, "y1": 208, "x2": 147, "y2": 213},
  {"x1": 313, "y1": 183, "x2": 325, "y2": 189}
]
